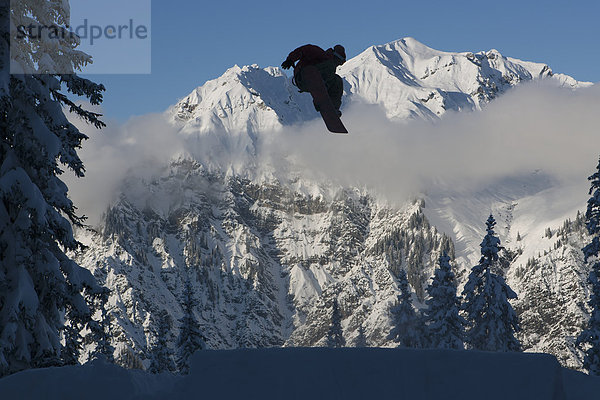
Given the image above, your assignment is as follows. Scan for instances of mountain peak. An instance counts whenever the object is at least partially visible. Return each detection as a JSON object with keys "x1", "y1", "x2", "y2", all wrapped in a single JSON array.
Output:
[
  {"x1": 383, "y1": 37, "x2": 441, "y2": 56},
  {"x1": 169, "y1": 63, "x2": 315, "y2": 135}
]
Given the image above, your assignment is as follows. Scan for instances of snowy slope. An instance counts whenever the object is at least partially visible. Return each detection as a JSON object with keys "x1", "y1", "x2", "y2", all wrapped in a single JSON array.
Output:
[
  {"x1": 422, "y1": 173, "x2": 587, "y2": 266},
  {"x1": 170, "y1": 64, "x2": 314, "y2": 137},
  {"x1": 2, "y1": 348, "x2": 599, "y2": 400}
]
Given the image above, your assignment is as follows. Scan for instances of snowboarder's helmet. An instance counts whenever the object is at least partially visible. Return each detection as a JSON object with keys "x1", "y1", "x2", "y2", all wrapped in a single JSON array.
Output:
[{"x1": 333, "y1": 45, "x2": 346, "y2": 63}]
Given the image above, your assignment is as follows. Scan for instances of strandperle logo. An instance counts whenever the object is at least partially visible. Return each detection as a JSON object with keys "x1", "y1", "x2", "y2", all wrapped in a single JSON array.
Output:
[
  {"x1": 16, "y1": 19, "x2": 149, "y2": 46},
  {"x1": 10, "y1": 0, "x2": 151, "y2": 74}
]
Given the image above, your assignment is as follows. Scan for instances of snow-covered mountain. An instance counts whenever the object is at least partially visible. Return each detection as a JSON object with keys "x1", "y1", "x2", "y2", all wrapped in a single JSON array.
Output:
[
  {"x1": 340, "y1": 37, "x2": 581, "y2": 120},
  {"x1": 170, "y1": 37, "x2": 583, "y2": 135},
  {"x1": 75, "y1": 163, "x2": 453, "y2": 366},
  {"x1": 170, "y1": 65, "x2": 315, "y2": 137},
  {"x1": 72, "y1": 38, "x2": 594, "y2": 371}
]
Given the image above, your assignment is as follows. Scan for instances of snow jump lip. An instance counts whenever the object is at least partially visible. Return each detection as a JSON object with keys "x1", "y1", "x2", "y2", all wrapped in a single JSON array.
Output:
[
  {"x1": 181, "y1": 348, "x2": 568, "y2": 400},
  {"x1": 2, "y1": 347, "x2": 595, "y2": 399}
]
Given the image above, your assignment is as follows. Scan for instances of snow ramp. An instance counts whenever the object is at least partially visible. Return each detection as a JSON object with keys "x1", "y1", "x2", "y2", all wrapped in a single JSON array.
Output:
[{"x1": 1, "y1": 348, "x2": 599, "y2": 399}]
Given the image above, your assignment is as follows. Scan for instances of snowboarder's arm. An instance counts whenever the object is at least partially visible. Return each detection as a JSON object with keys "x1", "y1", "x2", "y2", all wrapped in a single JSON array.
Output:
[
  {"x1": 285, "y1": 45, "x2": 310, "y2": 63},
  {"x1": 282, "y1": 44, "x2": 325, "y2": 69}
]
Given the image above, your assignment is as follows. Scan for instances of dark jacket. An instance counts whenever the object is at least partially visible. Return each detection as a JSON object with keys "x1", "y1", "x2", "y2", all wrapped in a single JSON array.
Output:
[{"x1": 284, "y1": 44, "x2": 333, "y2": 70}]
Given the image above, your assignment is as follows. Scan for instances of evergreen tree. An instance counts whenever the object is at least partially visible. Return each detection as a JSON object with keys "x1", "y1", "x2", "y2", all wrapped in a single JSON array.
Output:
[
  {"x1": 577, "y1": 157, "x2": 600, "y2": 375},
  {"x1": 326, "y1": 298, "x2": 345, "y2": 348},
  {"x1": 176, "y1": 282, "x2": 205, "y2": 373},
  {"x1": 86, "y1": 288, "x2": 115, "y2": 363},
  {"x1": 424, "y1": 252, "x2": 466, "y2": 349},
  {"x1": 149, "y1": 311, "x2": 176, "y2": 374},
  {"x1": 115, "y1": 345, "x2": 143, "y2": 370},
  {"x1": 62, "y1": 320, "x2": 83, "y2": 366},
  {"x1": 354, "y1": 324, "x2": 368, "y2": 348},
  {"x1": 388, "y1": 269, "x2": 424, "y2": 348},
  {"x1": 0, "y1": 1, "x2": 106, "y2": 376},
  {"x1": 462, "y1": 215, "x2": 521, "y2": 352}
]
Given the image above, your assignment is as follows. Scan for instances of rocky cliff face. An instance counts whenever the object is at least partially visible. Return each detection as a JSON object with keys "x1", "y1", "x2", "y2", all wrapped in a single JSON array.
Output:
[
  {"x1": 75, "y1": 160, "x2": 453, "y2": 368},
  {"x1": 509, "y1": 214, "x2": 590, "y2": 370}
]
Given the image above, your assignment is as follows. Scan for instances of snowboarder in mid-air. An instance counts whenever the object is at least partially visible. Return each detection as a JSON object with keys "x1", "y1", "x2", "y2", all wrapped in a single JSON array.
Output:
[{"x1": 282, "y1": 44, "x2": 348, "y2": 133}]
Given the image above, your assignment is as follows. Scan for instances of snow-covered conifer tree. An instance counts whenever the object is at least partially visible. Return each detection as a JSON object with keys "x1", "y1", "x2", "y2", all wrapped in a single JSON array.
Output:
[
  {"x1": 577, "y1": 157, "x2": 600, "y2": 375},
  {"x1": 462, "y1": 215, "x2": 521, "y2": 352},
  {"x1": 61, "y1": 319, "x2": 82, "y2": 366},
  {"x1": 388, "y1": 269, "x2": 423, "y2": 348},
  {"x1": 86, "y1": 288, "x2": 115, "y2": 363},
  {"x1": 326, "y1": 298, "x2": 345, "y2": 348},
  {"x1": 115, "y1": 345, "x2": 144, "y2": 370},
  {"x1": 149, "y1": 311, "x2": 176, "y2": 374},
  {"x1": 0, "y1": 0, "x2": 105, "y2": 375},
  {"x1": 176, "y1": 282, "x2": 205, "y2": 373},
  {"x1": 354, "y1": 324, "x2": 368, "y2": 348},
  {"x1": 424, "y1": 252, "x2": 465, "y2": 349}
]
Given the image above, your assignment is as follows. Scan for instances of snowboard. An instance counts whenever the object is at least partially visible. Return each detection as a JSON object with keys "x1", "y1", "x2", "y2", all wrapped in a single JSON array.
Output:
[{"x1": 302, "y1": 66, "x2": 348, "y2": 134}]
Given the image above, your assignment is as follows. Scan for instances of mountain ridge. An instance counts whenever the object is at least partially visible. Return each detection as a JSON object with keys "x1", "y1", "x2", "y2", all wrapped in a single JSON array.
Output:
[{"x1": 170, "y1": 37, "x2": 587, "y2": 136}]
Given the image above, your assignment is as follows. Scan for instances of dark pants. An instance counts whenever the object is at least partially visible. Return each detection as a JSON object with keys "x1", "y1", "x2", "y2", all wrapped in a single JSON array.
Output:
[
  {"x1": 323, "y1": 73, "x2": 343, "y2": 110},
  {"x1": 295, "y1": 62, "x2": 343, "y2": 111}
]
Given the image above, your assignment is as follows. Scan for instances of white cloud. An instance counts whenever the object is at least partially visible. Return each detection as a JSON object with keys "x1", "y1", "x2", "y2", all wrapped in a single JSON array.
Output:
[
  {"x1": 63, "y1": 81, "x2": 600, "y2": 226},
  {"x1": 64, "y1": 110, "x2": 184, "y2": 226},
  {"x1": 264, "y1": 81, "x2": 600, "y2": 201}
]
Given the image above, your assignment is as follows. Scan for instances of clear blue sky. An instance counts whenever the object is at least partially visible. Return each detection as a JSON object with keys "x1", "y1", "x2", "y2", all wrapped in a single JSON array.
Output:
[{"x1": 81, "y1": 0, "x2": 600, "y2": 121}]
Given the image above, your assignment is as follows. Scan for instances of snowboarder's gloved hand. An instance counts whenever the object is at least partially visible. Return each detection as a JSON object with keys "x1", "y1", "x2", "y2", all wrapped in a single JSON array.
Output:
[{"x1": 281, "y1": 59, "x2": 294, "y2": 70}]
